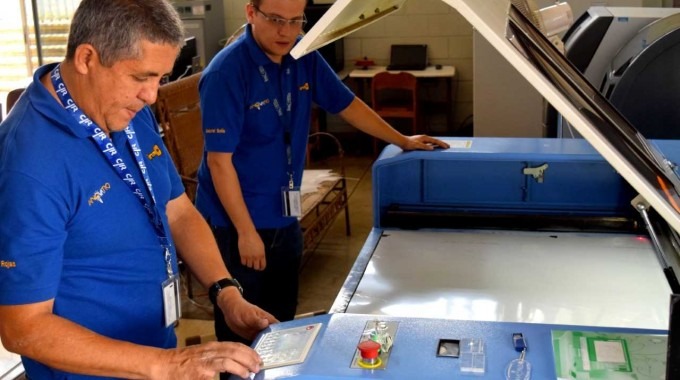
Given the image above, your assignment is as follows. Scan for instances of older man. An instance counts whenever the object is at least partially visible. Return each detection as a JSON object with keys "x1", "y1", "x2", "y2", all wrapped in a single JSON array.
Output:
[{"x1": 0, "y1": 1, "x2": 276, "y2": 379}]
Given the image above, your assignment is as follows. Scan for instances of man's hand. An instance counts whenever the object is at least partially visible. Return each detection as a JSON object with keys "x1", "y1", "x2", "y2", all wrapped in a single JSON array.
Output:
[
  {"x1": 399, "y1": 135, "x2": 450, "y2": 151},
  {"x1": 218, "y1": 287, "x2": 278, "y2": 341},
  {"x1": 238, "y1": 231, "x2": 267, "y2": 270},
  {"x1": 154, "y1": 341, "x2": 262, "y2": 379}
]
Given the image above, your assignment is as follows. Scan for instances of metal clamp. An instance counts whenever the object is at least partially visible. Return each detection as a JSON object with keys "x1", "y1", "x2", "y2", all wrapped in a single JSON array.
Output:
[{"x1": 523, "y1": 163, "x2": 549, "y2": 183}]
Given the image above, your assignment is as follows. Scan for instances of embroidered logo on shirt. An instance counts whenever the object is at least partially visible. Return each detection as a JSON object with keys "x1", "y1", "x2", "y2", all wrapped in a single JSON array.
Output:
[
  {"x1": 147, "y1": 145, "x2": 162, "y2": 160},
  {"x1": 88, "y1": 183, "x2": 112, "y2": 206},
  {"x1": 205, "y1": 128, "x2": 226, "y2": 134},
  {"x1": 249, "y1": 99, "x2": 270, "y2": 110},
  {"x1": 299, "y1": 82, "x2": 310, "y2": 91},
  {"x1": 0, "y1": 260, "x2": 16, "y2": 269}
]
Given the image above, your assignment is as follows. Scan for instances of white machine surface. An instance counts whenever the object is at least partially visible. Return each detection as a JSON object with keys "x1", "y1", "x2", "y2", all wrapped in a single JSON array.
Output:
[
  {"x1": 0, "y1": 340, "x2": 23, "y2": 380},
  {"x1": 344, "y1": 229, "x2": 670, "y2": 329}
]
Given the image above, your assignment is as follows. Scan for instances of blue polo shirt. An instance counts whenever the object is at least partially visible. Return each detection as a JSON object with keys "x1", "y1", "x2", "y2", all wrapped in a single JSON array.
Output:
[
  {"x1": 0, "y1": 63, "x2": 184, "y2": 379},
  {"x1": 196, "y1": 25, "x2": 355, "y2": 229}
]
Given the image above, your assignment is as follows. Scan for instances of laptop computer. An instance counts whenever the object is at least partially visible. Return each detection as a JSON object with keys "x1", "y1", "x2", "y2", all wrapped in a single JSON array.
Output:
[{"x1": 386, "y1": 44, "x2": 428, "y2": 71}]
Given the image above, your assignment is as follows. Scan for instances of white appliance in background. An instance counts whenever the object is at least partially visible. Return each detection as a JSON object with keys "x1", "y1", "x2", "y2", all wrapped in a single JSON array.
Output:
[
  {"x1": 472, "y1": 0, "x2": 657, "y2": 138},
  {"x1": 181, "y1": 19, "x2": 206, "y2": 68},
  {"x1": 170, "y1": 0, "x2": 225, "y2": 67},
  {"x1": 511, "y1": 0, "x2": 573, "y2": 50},
  {"x1": 564, "y1": 7, "x2": 680, "y2": 86},
  {"x1": 556, "y1": 7, "x2": 680, "y2": 138}
]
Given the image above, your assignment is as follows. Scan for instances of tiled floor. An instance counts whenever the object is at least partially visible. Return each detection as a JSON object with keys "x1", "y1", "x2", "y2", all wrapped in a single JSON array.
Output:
[{"x1": 175, "y1": 153, "x2": 375, "y2": 346}]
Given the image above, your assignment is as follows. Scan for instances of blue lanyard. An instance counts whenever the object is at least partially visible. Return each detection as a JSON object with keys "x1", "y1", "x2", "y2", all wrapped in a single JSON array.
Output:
[
  {"x1": 258, "y1": 65, "x2": 296, "y2": 189},
  {"x1": 50, "y1": 65, "x2": 174, "y2": 278}
]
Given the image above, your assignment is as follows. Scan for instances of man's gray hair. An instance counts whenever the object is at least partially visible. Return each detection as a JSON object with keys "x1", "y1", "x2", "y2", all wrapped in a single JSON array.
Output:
[{"x1": 66, "y1": 0, "x2": 185, "y2": 66}]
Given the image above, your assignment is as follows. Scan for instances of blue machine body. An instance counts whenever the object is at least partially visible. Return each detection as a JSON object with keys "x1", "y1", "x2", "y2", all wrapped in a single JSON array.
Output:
[
  {"x1": 373, "y1": 137, "x2": 680, "y2": 228},
  {"x1": 240, "y1": 137, "x2": 680, "y2": 380},
  {"x1": 243, "y1": 313, "x2": 666, "y2": 380}
]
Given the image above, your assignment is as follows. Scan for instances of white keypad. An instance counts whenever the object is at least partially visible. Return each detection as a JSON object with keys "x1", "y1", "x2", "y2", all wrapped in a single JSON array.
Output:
[{"x1": 254, "y1": 323, "x2": 322, "y2": 369}]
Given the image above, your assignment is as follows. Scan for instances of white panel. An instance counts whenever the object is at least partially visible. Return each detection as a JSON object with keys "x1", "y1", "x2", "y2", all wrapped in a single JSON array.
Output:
[
  {"x1": 0, "y1": 339, "x2": 23, "y2": 379},
  {"x1": 346, "y1": 230, "x2": 670, "y2": 329},
  {"x1": 291, "y1": 0, "x2": 407, "y2": 59}
]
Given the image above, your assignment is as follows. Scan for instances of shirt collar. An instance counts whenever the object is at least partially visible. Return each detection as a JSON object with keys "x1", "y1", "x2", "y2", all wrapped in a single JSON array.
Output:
[{"x1": 28, "y1": 62, "x2": 90, "y2": 139}]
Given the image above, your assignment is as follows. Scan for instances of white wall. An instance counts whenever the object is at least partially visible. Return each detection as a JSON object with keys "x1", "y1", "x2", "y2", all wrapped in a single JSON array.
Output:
[
  {"x1": 342, "y1": 1, "x2": 473, "y2": 132},
  {"x1": 223, "y1": 0, "x2": 248, "y2": 42}
]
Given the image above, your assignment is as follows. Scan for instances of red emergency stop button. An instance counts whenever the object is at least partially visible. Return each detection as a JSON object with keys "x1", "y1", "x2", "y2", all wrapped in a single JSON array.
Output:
[{"x1": 357, "y1": 340, "x2": 381, "y2": 360}]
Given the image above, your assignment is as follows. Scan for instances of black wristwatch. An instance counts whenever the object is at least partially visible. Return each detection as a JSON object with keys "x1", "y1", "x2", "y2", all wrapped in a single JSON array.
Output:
[{"x1": 208, "y1": 278, "x2": 244, "y2": 305}]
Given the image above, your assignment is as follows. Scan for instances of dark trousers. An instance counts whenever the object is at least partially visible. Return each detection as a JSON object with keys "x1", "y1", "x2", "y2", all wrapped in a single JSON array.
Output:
[{"x1": 211, "y1": 221, "x2": 302, "y2": 346}]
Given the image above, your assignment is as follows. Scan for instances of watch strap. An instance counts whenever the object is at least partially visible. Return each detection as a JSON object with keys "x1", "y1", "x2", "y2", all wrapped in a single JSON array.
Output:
[{"x1": 208, "y1": 278, "x2": 243, "y2": 305}]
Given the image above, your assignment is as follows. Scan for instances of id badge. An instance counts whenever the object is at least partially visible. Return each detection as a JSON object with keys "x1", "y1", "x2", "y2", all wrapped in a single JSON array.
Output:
[
  {"x1": 162, "y1": 275, "x2": 181, "y2": 327},
  {"x1": 282, "y1": 187, "x2": 302, "y2": 217}
]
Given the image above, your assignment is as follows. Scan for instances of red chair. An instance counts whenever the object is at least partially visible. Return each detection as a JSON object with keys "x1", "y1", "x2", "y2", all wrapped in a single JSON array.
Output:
[{"x1": 370, "y1": 71, "x2": 419, "y2": 154}]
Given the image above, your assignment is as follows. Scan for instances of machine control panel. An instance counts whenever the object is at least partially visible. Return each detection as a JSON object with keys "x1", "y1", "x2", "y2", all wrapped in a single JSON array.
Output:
[{"x1": 253, "y1": 323, "x2": 321, "y2": 369}]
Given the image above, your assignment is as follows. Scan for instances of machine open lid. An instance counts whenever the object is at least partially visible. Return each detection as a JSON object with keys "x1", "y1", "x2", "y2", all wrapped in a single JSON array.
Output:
[
  {"x1": 502, "y1": 0, "x2": 680, "y2": 293},
  {"x1": 294, "y1": 0, "x2": 680, "y2": 236},
  {"x1": 504, "y1": 0, "x2": 680, "y2": 229}
]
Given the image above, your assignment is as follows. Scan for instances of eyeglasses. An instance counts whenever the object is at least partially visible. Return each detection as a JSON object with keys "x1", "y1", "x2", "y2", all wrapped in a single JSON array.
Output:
[{"x1": 252, "y1": 4, "x2": 307, "y2": 29}]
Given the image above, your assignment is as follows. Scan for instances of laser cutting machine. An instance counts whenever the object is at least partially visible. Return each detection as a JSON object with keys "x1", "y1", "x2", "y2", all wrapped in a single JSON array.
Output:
[{"x1": 235, "y1": 1, "x2": 680, "y2": 379}]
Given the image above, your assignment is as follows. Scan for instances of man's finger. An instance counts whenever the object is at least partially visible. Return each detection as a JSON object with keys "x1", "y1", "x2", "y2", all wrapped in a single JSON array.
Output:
[{"x1": 206, "y1": 356, "x2": 250, "y2": 379}]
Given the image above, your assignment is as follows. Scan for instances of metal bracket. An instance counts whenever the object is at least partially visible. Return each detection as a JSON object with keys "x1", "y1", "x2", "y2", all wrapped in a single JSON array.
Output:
[
  {"x1": 350, "y1": 320, "x2": 399, "y2": 370},
  {"x1": 523, "y1": 163, "x2": 549, "y2": 183},
  {"x1": 632, "y1": 195, "x2": 671, "y2": 269},
  {"x1": 632, "y1": 194, "x2": 680, "y2": 294}
]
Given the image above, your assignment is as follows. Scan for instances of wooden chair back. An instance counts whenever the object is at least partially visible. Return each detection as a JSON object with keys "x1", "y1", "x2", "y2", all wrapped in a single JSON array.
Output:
[
  {"x1": 6, "y1": 88, "x2": 25, "y2": 114},
  {"x1": 155, "y1": 73, "x2": 203, "y2": 201},
  {"x1": 371, "y1": 71, "x2": 418, "y2": 129}
]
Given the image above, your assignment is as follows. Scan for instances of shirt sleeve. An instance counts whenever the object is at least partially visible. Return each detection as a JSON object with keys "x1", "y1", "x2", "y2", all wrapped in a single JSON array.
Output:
[
  {"x1": 0, "y1": 171, "x2": 67, "y2": 304},
  {"x1": 199, "y1": 69, "x2": 245, "y2": 153}
]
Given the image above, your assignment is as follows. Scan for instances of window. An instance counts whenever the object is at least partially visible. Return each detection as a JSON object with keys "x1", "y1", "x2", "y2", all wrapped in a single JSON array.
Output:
[{"x1": 1, "y1": 0, "x2": 81, "y2": 116}]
